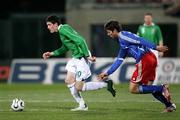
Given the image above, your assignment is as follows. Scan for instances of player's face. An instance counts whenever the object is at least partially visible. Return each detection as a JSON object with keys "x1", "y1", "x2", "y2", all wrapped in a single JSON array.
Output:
[
  {"x1": 106, "y1": 30, "x2": 119, "y2": 39},
  {"x1": 144, "y1": 15, "x2": 153, "y2": 25},
  {"x1": 46, "y1": 22, "x2": 58, "y2": 33}
]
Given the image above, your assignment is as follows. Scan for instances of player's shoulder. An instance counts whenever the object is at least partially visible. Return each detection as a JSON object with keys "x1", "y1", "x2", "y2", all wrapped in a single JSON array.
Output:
[
  {"x1": 59, "y1": 24, "x2": 73, "y2": 32},
  {"x1": 60, "y1": 24, "x2": 70, "y2": 28},
  {"x1": 121, "y1": 31, "x2": 134, "y2": 35},
  {"x1": 153, "y1": 23, "x2": 161, "y2": 29},
  {"x1": 120, "y1": 31, "x2": 128, "y2": 36},
  {"x1": 138, "y1": 24, "x2": 144, "y2": 29},
  {"x1": 120, "y1": 31, "x2": 137, "y2": 39}
]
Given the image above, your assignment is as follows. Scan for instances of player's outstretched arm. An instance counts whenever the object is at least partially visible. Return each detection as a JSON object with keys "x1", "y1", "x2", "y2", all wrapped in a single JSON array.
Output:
[{"x1": 42, "y1": 52, "x2": 54, "y2": 60}]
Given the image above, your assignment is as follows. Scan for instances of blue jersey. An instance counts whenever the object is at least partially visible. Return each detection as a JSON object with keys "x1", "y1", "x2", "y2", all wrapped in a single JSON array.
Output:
[{"x1": 107, "y1": 31, "x2": 157, "y2": 75}]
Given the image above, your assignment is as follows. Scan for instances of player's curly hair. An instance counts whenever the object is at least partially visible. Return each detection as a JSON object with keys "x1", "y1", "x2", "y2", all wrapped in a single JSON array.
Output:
[
  {"x1": 46, "y1": 15, "x2": 60, "y2": 25},
  {"x1": 104, "y1": 20, "x2": 122, "y2": 32}
]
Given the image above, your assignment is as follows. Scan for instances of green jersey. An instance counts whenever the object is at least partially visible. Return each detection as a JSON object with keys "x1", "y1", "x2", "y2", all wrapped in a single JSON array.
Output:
[
  {"x1": 52, "y1": 24, "x2": 90, "y2": 58},
  {"x1": 137, "y1": 23, "x2": 163, "y2": 45}
]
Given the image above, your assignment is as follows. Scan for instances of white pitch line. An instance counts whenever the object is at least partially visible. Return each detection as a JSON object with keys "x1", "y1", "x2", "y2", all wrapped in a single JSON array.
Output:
[
  {"x1": 0, "y1": 99, "x2": 180, "y2": 103},
  {"x1": 0, "y1": 109, "x2": 98, "y2": 112}
]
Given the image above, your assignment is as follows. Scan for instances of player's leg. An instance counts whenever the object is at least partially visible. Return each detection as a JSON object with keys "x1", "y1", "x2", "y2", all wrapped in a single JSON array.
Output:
[
  {"x1": 148, "y1": 53, "x2": 176, "y2": 112},
  {"x1": 65, "y1": 71, "x2": 88, "y2": 111},
  {"x1": 129, "y1": 81, "x2": 163, "y2": 94},
  {"x1": 130, "y1": 53, "x2": 167, "y2": 94},
  {"x1": 145, "y1": 53, "x2": 175, "y2": 111},
  {"x1": 75, "y1": 58, "x2": 107, "y2": 91},
  {"x1": 65, "y1": 71, "x2": 84, "y2": 103},
  {"x1": 130, "y1": 53, "x2": 176, "y2": 112},
  {"x1": 65, "y1": 59, "x2": 87, "y2": 111},
  {"x1": 75, "y1": 80, "x2": 116, "y2": 97},
  {"x1": 152, "y1": 91, "x2": 176, "y2": 112},
  {"x1": 129, "y1": 79, "x2": 176, "y2": 111},
  {"x1": 148, "y1": 80, "x2": 153, "y2": 85},
  {"x1": 75, "y1": 58, "x2": 116, "y2": 97},
  {"x1": 76, "y1": 81, "x2": 106, "y2": 91}
]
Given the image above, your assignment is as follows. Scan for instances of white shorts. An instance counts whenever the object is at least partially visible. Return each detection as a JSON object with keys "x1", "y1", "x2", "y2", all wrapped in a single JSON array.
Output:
[{"x1": 65, "y1": 58, "x2": 91, "y2": 81}]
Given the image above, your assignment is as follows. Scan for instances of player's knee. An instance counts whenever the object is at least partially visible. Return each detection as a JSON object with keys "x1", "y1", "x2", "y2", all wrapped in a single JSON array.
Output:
[
  {"x1": 129, "y1": 82, "x2": 140, "y2": 94},
  {"x1": 129, "y1": 86, "x2": 139, "y2": 94},
  {"x1": 65, "y1": 78, "x2": 75, "y2": 84},
  {"x1": 75, "y1": 85, "x2": 82, "y2": 91},
  {"x1": 129, "y1": 88, "x2": 135, "y2": 94},
  {"x1": 148, "y1": 80, "x2": 153, "y2": 85},
  {"x1": 75, "y1": 86, "x2": 82, "y2": 91},
  {"x1": 75, "y1": 82, "x2": 84, "y2": 91}
]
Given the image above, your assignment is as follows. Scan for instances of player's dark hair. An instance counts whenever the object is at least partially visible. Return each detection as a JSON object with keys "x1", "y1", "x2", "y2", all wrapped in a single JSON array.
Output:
[
  {"x1": 46, "y1": 15, "x2": 60, "y2": 25},
  {"x1": 144, "y1": 12, "x2": 152, "y2": 16},
  {"x1": 104, "y1": 20, "x2": 122, "y2": 32}
]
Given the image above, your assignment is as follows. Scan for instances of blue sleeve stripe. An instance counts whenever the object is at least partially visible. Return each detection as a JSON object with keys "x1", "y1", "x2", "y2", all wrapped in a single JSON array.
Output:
[
  {"x1": 120, "y1": 31, "x2": 156, "y2": 50},
  {"x1": 120, "y1": 32, "x2": 140, "y2": 44},
  {"x1": 117, "y1": 58, "x2": 124, "y2": 60}
]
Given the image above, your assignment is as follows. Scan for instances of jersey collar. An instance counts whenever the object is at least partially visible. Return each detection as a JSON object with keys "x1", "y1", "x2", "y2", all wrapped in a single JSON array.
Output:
[
  {"x1": 58, "y1": 24, "x2": 63, "y2": 30},
  {"x1": 143, "y1": 22, "x2": 155, "y2": 26}
]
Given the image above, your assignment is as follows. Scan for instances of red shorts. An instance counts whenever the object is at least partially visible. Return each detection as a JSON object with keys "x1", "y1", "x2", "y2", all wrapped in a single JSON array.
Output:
[{"x1": 131, "y1": 52, "x2": 157, "y2": 85}]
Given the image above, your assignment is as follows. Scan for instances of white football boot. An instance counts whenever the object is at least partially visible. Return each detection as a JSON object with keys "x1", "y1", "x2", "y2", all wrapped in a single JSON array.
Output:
[{"x1": 71, "y1": 100, "x2": 88, "y2": 111}]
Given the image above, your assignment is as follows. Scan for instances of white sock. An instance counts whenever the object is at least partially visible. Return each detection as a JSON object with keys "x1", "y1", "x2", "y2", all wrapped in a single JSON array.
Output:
[
  {"x1": 82, "y1": 82, "x2": 107, "y2": 91},
  {"x1": 67, "y1": 83, "x2": 85, "y2": 104}
]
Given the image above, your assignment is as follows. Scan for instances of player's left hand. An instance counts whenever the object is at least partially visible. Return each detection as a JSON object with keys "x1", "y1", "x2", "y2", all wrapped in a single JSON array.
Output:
[
  {"x1": 98, "y1": 73, "x2": 108, "y2": 80},
  {"x1": 88, "y1": 56, "x2": 96, "y2": 62},
  {"x1": 156, "y1": 46, "x2": 168, "y2": 52},
  {"x1": 42, "y1": 52, "x2": 53, "y2": 60}
]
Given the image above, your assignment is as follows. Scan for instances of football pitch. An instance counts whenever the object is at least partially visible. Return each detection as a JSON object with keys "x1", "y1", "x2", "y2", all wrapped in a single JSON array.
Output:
[{"x1": 0, "y1": 83, "x2": 180, "y2": 120}]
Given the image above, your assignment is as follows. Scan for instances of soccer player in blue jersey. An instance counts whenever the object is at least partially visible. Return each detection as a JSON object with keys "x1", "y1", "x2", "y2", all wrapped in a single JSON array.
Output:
[{"x1": 98, "y1": 20, "x2": 176, "y2": 112}]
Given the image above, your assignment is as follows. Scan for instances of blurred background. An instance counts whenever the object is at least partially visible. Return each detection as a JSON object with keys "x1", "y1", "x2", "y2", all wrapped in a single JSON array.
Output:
[{"x1": 0, "y1": 0, "x2": 180, "y2": 83}]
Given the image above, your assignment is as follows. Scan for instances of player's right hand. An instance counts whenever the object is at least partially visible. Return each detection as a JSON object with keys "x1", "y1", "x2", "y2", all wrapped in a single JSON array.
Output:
[
  {"x1": 88, "y1": 56, "x2": 96, "y2": 62},
  {"x1": 98, "y1": 73, "x2": 108, "y2": 80},
  {"x1": 42, "y1": 52, "x2": 52, "y2": 60}
]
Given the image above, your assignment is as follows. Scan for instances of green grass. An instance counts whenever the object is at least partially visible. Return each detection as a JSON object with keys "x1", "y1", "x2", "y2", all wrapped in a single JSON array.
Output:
[{"x1": 0, "y1": 83, "x2": 180, "y2": 120}]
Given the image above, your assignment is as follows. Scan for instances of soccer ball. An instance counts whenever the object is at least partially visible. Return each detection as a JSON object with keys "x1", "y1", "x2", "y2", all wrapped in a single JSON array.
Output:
[{"x1": 11, "y1": 98, "x2": 25, "y2": 111}]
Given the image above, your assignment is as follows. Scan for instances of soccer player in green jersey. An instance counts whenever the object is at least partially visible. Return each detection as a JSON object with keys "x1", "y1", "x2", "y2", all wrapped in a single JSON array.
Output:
[
  {"x1": 42, "y1": 15, "x2": 116, "y2": 111},
  {"x1": 137, "y1": 13, "x2": 164, "y2": 58}
]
